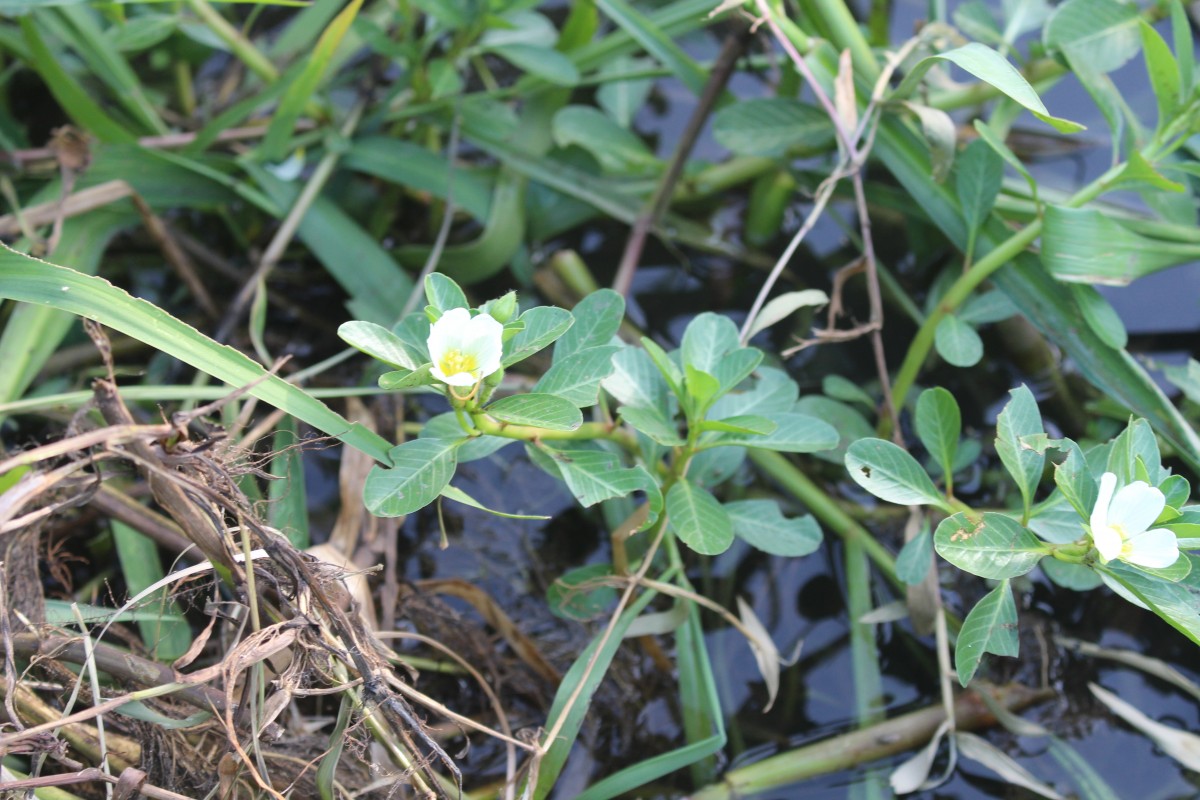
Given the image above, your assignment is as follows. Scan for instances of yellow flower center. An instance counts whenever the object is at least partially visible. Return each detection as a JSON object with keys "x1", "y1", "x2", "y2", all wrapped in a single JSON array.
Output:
[{"x1": 439, "y1": 348, "x2": 478, "y2": 378}]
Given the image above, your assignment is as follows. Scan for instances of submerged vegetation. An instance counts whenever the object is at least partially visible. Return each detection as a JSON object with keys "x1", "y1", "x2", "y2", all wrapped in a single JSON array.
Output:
[{"x1": 2, "y1": 0, "x2": 1200, "y2": 797}]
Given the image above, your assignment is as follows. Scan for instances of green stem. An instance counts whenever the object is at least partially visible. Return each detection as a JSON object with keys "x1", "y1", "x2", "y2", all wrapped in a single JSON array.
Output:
[
  {"x1": 470, "y1": 412, "x2": 636, "y2": 449},
  {"x1": 183, "y1": 0, "x2": 277, "y2": 82},
  {"x1": 886, "y1": 160, "x2": 1122, "y2": 429}
]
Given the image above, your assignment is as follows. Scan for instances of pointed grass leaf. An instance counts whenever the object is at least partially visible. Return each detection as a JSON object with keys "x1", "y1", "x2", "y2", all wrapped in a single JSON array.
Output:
[
  {"x1": 845, "y1": 438, "x2": 949, "y2": 508},
  {"x1": 681, "y1": 312, "x2": 740, "y2": 375},
  {"x1": 502, "y1": 306, "x2": 574, "y2": 367},
  {"x1": 1088, "y1": 683, "x2": 1200, "y2": 773},
  {"x1": 0, "y1": 245, "x2": 393, "y2": 463},
  {"x1": 339, "y1": 321, "x2": 424, "y2": 370},
  {"x1": 935, "y1": 314, "x2": 984, "y2": 368},
  {"x1": 711, "y1": 97, "x2": 836, "y2": 155},
  {"x1": 111, "y1": 520, "x2": 191, "y2": 661},
  {"x1": 489, "y1": 43, "x2": 580, "y2": 86},
  {"x1": 955, "y1": 732, "x2": 1065, "y2": 799},
  {"x1": 916, "y1": 387, "x2": 961, "y2": 486},
  {"x1": 534, "y1": 346, "x2": 619, "y2": 406},
  {"x1": 440, "y1": 485, "x2": 550, "y2": 520},
  {"x1": 667, "y1": 480, "x2": 733, "y2": 555},
  {"x1": 725, "y1": 499, "x2": 822, "y2": 557},
  {"x1": 364, "y1": 438, "x2": 461, "y2": 517},
  {"x1": 1171, "y1": 0, "x2": 1195, "y2": 101},
  {"x1": 935, "y1": 512, "x2": 1046, "y2": 579},
  {"x1": 556, "y1": 289, "x2": 624, "y2": 359},
  {"x1": 973, "y1": 119, "x2": 1038, "y2": 202},
  {"x1": 955, "y1": 580, "x2": 1019, "y2": 686},
  {"x1": 485, "y1": 394, "x2": 583, "y2": 431},
  {"x1": 593, "y1": 0, "x2": 708, "y2": 95},
  {"x1": 424, "y1": 273, "x2": 468, "y2": 314},
  {"x1": 1140, "y1": 20, "x2": 1181, "y2": 131},
  {"x1": 744, "y1": 289, "x2": 830, "y2": 339},
  {"x1": 713, "y1": 412, "x2": 837, "y2": 453},
  {"x1": 1069, "y1": 284, "x2": 1127, "y2": 350},
  {"x1": 1043, "y1": 206, "x2": 1200, "y2": 286},
  {"x1": 896, "y1": 523, "x2": 934, "y2": 585},
  {"x1": 995, "y1": 385, "x2": 1046, "y2": 517},
  {"x1": 269, "y1": 419, "x2": 310, "y2": 548},
  {"x1": 895, "y1": 43, "x2": 1083, "y2": 133},
  {"x1": 261, "y1": 0, "x2": 363, "y2": 161}
]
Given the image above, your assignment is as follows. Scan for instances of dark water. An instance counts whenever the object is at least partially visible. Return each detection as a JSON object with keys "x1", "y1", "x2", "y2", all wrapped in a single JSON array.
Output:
[{"x1": 299, "y1": 2, "x2": 1200, "y2": 798}]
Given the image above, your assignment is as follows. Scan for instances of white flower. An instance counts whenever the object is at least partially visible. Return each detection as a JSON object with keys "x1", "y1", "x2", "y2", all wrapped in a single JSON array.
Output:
[
  {"x1": 1090, "y1": 472, "x2": 1180, "y2": 569},
  {"x1": 427, "y1": 307, "x2": 503, "y2": 387}
]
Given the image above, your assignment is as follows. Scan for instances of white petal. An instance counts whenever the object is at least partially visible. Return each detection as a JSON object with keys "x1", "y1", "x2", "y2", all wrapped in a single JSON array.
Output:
[
  {"x1": 1107, "y1": 481, "x2": 1165, "y2": 536},
  {"x1": 434, "y1": 368, "x2": 479, "y2": 387},
  {"x1": 1124, "y1": 528, "x2": 1181, "y2": 569},
  {"x1": 1092, "y1": 523, "x2": 1124, "y2": 563},
  {"x1": 427, "y1": 307, "x2": 472, "y2": 362},
  {"x1": 467, "y1": 313, "x2": 503, "y2": 377},
  {"x1": 1091, "y1": 472, "x2": 1116, "y2": 533}
]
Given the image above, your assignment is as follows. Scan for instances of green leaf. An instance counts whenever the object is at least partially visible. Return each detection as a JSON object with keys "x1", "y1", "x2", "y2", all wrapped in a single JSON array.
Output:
[
  {"x1": 957, "y1": 138, "x2": 1004, "y2": 252},
  {"x1": 364, "y1": 438, "x2": 461, "y2": 517},
  {"x1": 1041, "y1": 557, "x2": 1104, "y2": 591},
  {"x1": 440, "y1": 485, "x2": 550, "y2": 520},
  {"x1": 1140, "y1": 19, "x2": 1181, "y2": 132},
  {"x1": 535, "y1": 445, "x2": 662, "y2": 527},
  {"x1": 955, "y1": 579, "x2": 1019, "y2": 686},
  {"x1": 547, "y1": 564, "x2": 618, "y2": 620},
  {"x1": 593, "y1": 0, "x2": 709, "y2": 96},
  {"x1": 845, "y1": 438, "x2": 949, "y2": 508},
  {"x1": 424, "y1": 273, "x2": 468, "y2": 314},
  {"x1": 685, "y1": 365, "x2": 720, "y2": 414},
  {"x1": 595, "y1": 56, "x2": 655, "y2": 128},
  {"x1": 421, "y1": 413, "x2": 511, "y2": 462},
  {"x1": 935, "y1": 512, "x2": 1046, "y2": 579},
  {"x1": 261, "y1": 0, "x2": 362, "y2": 160},
  {"x1": 556, "y1": 289, "x2": 625, "y2": 359},
  {"x1": 603, "y1": 346, "x2": 669, "y2": 411},
  {"x1": 489, "y1": 43, "x2": 580, "y2": 86},
  {"x1": 902, "y1": 101, "x2": 958, "y2": 183},
  {"x1": 725, "y1": 499, "x2": 821, "y2": 557},
  {"x1": 1106, "y1": 417, "x2": 1164, "y2": 486},
  {"x1": 485, "y1": 393, "x2": 583, "y2": 431},
  {"x1": 895, "y1": 43, "x2": 1083, "y2": 133},
  {"x1": 1053, "y1": 441, "x2": 1098, "y2": 520},
  {"x1": 711, "y1": 98, "x2": 835, "y2": 156},
  {"x1": 553, "y1": 105, "x2": 659, "y2": 173},
  {"x1": 712, "y1": 348, "x2": 763, "y2": 395},
  {"x1": 681, "y1": 312, "x2": 740, "y2": 375},
  {"x1": 1069, "y1": 284, "x2": 1127, "y2": 350},
  {"x1": 344, "y1": 137, "x2": 493, "y2": 221},
  {"x1": 339, "y1": 321, "x2": 424, "y2": 370},
  {"x1": 1043, "y1": 205, "x2": 1200, "y2": 286},
  {"x1": 958, "y1": 289, "x2": 1018, "y2": 326},
  {"x1": 621, "y1": 405, "x2": 684, "y2": 446},
  {"x1": 995, "y1": 385, "x2": 1046, "y2": 518},
  {"x1": 503, "y1": 306, "x2": 574, "y2": 367},
  {"x1": 710, "y1": 366, "x2": 797, "y2": 419},
  {"x1": 19, "y1": 15, "x2": 135, "y2": 142},
  {"x1": 698, "y1": 415, "x2": 776, "y2": 435},
  {"x1": 534, "y1": 346, "x2": 619, "y2": 406},
  {"x1": 378, "y1": 364, "x2": 437, "y2": 389},
  {"x1": 1044, "y1": 0, "x2": 1141, "y2": 74},
  {"x1": 1100, "y1": 561, "x2": 1200, "y2": 645},
  {"x1": 794, "y1": 396, "x2": 874, "y2": 464},
  {"x1": 896, "y1": 523, "x2": 934, "y2": 585},
  {"x1": 1116, "y1": 149, "x2": 1185, "y2": 193},
  {"x1": 713, "y1": 412, "x2": 837, "y2": 453},
  {"x1": 639, "y1": 337, "x2": 684, "y2": 400},
  {"x1": 1171, "y1": 0, "x2": 1194, "y2": 102},
  {"x1": 916, "y1": 387, "x2": 961, "y2": 486},
  {"x1": 0, "y1": 244, "x2": 393, "y2": 464},
  {"x1": 823, "y1": 375, "x2": 874, "y2": 409},
  {"x1": 934, "y1": 314, "x2": 984, "y2": 368},
  {"x1": 973, "y1": 119, "x2": 1038, "y2": 203},
  {"x1": 112, "y1": 520, "x2": 190, "y2": 661},
  {"x1": 667, "y1": 480, "x2": 733, "y2": 555},
  {"x1": 269, "y1": 419, "x2": 310, "y2": 548}
]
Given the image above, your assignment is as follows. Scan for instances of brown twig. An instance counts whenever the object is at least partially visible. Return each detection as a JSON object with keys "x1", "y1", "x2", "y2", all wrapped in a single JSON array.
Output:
[{"x1": 611, "y1": 26, "x2": 752, "y2": 298}]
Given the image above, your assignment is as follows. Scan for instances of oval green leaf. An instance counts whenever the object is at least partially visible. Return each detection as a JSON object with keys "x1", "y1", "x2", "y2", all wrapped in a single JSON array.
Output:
[
  {"x1": 934, "y1": 512, "x2": 1046, "y2": 579},
  {"x1": 845, "y1": 438, "x2": 948, "y2": 508}
]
